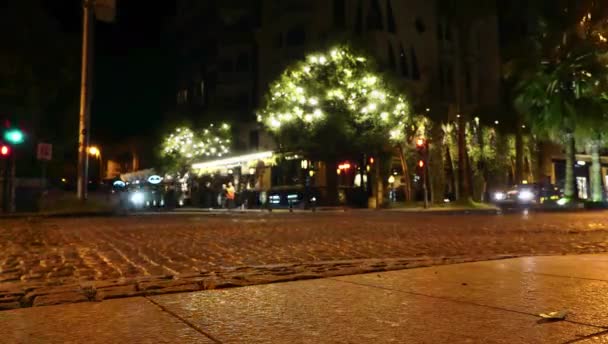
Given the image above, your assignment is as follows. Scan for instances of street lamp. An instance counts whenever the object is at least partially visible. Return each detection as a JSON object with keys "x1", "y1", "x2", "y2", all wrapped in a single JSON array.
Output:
[
  {"x1": 88, "y1": 146, "x2": 100, "y2": 157},
  {"x1": 87, "y1": 146, "x2": 103, "y2": 181}
]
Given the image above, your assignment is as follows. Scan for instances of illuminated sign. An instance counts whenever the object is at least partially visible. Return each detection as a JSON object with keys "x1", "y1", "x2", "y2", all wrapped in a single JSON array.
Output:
[
  {"x1": 147, "y1": 175, "x2": 163, "y2": 184},
  {"x1": 113, "y1": 180, "x2": 126, "y2": 188}
]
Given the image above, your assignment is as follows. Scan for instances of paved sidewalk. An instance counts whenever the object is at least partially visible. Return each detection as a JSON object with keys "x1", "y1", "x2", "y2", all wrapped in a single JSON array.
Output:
[{"x1": 2, "y1": 254, "x2": 608, "y2": 343}]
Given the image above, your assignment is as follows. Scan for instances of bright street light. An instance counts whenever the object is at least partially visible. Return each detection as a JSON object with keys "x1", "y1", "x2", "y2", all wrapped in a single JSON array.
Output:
[{"x1": 88, "y1": 146, "x2": 100, "y2": 156}]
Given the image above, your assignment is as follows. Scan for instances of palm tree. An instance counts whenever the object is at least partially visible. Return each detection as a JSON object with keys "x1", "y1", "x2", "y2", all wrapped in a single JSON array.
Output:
[{"x1": 510, "y1": 1, "x2": 608, "y2": 201}]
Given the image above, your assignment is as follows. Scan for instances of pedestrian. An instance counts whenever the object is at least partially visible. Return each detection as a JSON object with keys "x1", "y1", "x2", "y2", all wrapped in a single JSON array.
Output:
[
  {"x1": 226, "y1": 182, "x2": 236, "y2": 209},
  {"x1": 218, "y1": 184, "x2": 226, "y2": 208}
]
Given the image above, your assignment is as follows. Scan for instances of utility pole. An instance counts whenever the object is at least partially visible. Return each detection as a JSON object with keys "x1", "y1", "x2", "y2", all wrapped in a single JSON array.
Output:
[{"x1": 77, "y1": 0, "x2": 94, "y2": 200}]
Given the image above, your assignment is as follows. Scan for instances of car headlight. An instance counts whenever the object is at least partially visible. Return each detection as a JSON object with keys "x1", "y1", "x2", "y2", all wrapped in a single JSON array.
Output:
[
  {"x1": 494, "y1": 192, "x2": 506, "y2": 201},
  {"x1": 130, "y1": 192, "x2": 144, "y2": 204},
  {"x1": 518, "y1": 190, "x2": 534, "y2": 202}
]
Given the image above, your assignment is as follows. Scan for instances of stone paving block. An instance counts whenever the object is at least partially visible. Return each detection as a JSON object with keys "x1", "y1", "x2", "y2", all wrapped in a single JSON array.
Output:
[
  {"x1": 0, "y1": 301, "x2": 21, "y2": 310},
  {"x1": 334, "y1": 258, "x2": 608, "y2": 328},
  {"x1": 577, "y1": 332, "x2": 608, "y2": 343},
  {"x1": 32, "y1": 291, "x2": 89, "y2": 307},
  {"x1": 0, "y1": 297, "x2": 214, "y2": 344},
  {"x1": 502, "y1": 254, "x2": 608, "y2": 281},
  {"x1": 95, "y1": 285, "x2": 139, "y2": 300},
  {"x1": 151, "y1": 278, "x2": 600, "y2": 344}
]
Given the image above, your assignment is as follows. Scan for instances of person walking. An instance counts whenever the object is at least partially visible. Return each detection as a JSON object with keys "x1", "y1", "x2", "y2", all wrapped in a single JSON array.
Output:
[{"x1": 226, "y1": 182, "x2": 236, "y2": 209}]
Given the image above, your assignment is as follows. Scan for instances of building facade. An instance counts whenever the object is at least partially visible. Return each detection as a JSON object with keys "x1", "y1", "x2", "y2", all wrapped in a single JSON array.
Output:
[
  {"x1": 169, "y1": 1, "x2": 503, "y2": 205},
  {"x1": 172, "y1": 0, "x2": 502, "y2": 138}
]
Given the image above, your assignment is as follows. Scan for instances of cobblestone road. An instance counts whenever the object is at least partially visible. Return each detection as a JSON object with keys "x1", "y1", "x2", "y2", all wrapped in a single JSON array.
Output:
[{"x1": 1, "y1": 211, "x2": 608, "y2": 308}]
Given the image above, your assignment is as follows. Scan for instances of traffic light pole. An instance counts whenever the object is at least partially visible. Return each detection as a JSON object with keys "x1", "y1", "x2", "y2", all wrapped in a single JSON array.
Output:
[
  {"x1": 423, "y1": 141, "x2": 429, "y2": 209},
  {"x1": 77, "y1": 0, "x2": 94, "y2": 201}
]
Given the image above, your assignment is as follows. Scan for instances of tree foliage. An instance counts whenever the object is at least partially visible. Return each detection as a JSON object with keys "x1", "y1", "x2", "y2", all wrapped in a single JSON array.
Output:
[
  {"x1": 160, "y1": 124, "x2": 232, "y2": 173},
  {"x1": 257, "y1": 45, "x2": 412, "y2": 160}
]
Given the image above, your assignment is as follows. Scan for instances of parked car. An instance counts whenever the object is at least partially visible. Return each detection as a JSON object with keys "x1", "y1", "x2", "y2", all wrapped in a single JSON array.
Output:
[{"x1": 492, "y1": 183, "x2": 562, "y2": 208}]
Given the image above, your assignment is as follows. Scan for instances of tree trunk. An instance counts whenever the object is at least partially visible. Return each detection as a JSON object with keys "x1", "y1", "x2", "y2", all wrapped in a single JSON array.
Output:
[
  {"x1": 372, "y1": 157, "x2": 384, "y2": 208},
  {"x1": 590, "y1": 141, "x2": 603, "y2": 202},
  {"x1": 457, "y1": 116, "x2": 470, "y2": 200},
  {"x1": 515, "y1": 117, "x2": 524, "y2": 184},
  {"x1": 397, "y1": 145, "x2": 411, "y2": 201},
  {"x1": 445, "y1": 146, "x2": 456, "y2": 199},
  {"x1": 564, "y1": 134, "x2": 577, "y2": 200}
]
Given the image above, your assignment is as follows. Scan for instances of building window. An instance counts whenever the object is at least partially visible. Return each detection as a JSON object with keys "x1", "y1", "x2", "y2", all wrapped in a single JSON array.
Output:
[
  {"x1": 249, "y1": 130, "x2": 260, "y2": 150},
  {"x1": 275, "y1": 33, "x2": 283, "y2": 48},
  {"x1": 236, "y1": 52, "x2": 249, "y2": 72},
  {"x1": 220, "y1": 58, "x2": 233, "y2": 73},
  {"x1": 366, "y1": 0, "x2": 383, "y2": 31},
  {"x1": 199, "y1": 80, "x2": 205, "y2": 105},
  {"x1": 387, "y1": 42, "x2": 396, "y2": 71},
  {"x1": 438, "y1": 62, "x2": 445, "y2": 98},
  {"x1": 465, "y1": 63, "x2": 473, "y2": 103},
  {"x1": 437, "y1": 17, "x2": 451, "y2": 41},
  {"x1": 355, "y1": 0, "x2": 363, "y2": 35},
  {"x1": 386, "y1": 0, "x2": 396, "y2": 33},
  {"x1": 410, "y1": 46, "x2": 420, "y2": 80},
  {"x1": 286, "y1": 26, "x2": 306, "y2": 46},
  {"x1": 399, "y1": 44, "x2": 409, "y2": 78},
  {"x1": 333, "y1": 0, "x2": 346, "y2": 28},
  {"x1": 177, "y1": 89, "x2": 189, "y2": 105},
  {"x1": 415, "y1": 17, "x2": 426, "y2": 34}
]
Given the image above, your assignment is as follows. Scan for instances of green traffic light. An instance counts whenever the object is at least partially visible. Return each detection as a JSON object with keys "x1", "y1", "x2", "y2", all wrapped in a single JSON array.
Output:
[{"x1": 4, "y1": 129, "x2": 24, "y2": 144}]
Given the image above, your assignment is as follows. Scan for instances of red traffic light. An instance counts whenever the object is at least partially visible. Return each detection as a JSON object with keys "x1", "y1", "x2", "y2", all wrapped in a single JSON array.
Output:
[
  {"x1": 369, "y1": 157, "x2": 374, "y2": 164},
  {"x1": 416, "y1": 138, "x2": 425, "y2": 147},
  {"x1": 0, "y1": 145, "x2": 10, "y2": 156},
  {"x1": 418, "y1": 160, "x2": 425, "y2": 168}
]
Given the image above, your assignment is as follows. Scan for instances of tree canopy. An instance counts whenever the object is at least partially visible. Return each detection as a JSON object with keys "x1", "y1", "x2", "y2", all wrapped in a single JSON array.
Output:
[
  {"x1": 257, "y1": 45, "x2": 411, "y2": 160},
  {"x1": 160, "y1": 123, "x2": 232, "y2": 173}
]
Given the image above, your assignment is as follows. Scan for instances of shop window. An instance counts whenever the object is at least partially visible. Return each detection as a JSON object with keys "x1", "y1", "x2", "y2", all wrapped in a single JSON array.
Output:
[
  {"x1": 286, "y1": 26, "x2": 306, "y2": 46},
  {"x1": 577, "y1": 177, "x2": 588, "y2": 199},
  {"x1": 399, "y1": 44, "x2": 409, "y2": 77},
  {"x1": 386, "y1": 0, "x2": 396, "y2": 33},
  {"x1": 333, "y1": 0, "x2": 346, "y2": 28},
  {"x1": 366, "y1": 0, "x2": 384, "y2": 31},
  {"x1": 387, "y1": 42, "x2": 396, "y2": 71}
]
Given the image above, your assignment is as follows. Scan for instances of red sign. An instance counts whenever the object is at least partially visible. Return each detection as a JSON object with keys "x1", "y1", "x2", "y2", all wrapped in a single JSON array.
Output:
[{"x1": 37, "y1": 143, "x2": 52, "y2": 161}]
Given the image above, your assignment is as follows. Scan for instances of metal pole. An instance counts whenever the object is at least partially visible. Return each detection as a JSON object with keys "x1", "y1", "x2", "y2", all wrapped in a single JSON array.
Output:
[
  {"x1": 9, "y1": 153, "x2": 15, "y2": 213},
  {"x1": 77, "y1": 0, "x2": 93, "y2": 200},
  {"x1": 2, "y1": 159, "x2": 8, "y2": 212},
  {"x1": 423, "y1": 142, "x2": 429, "y2": 209},
  {"x1": 99, "y1": 155, "x2": 103, "y2": 181}
]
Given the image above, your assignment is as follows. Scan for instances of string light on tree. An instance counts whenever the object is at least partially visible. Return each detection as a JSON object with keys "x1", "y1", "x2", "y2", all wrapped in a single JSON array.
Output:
[
  {"x1": 258, "y1": 45, "x2": 411, "y2": 143},
  {"x1": 161, "y1": 123, "x2": 232, "y2": 167}
]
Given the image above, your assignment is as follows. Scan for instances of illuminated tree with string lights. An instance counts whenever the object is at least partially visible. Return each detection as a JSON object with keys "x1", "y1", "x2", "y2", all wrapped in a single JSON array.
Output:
[
  {"x1": 160, "y1": 123, "x2": 232, "y2": 174},
  {"x1": 258, "y1": 45, "x2": 411, "y2": 155},
  {"x1": 257, "y1": 45, "x2": 412, "y2": 204}
]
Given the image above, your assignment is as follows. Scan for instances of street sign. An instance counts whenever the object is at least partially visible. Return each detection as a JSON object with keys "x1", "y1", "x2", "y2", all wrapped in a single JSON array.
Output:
[
  {"x1": 37, "y1": 143, "x2": 52, "y2": 161},
  {"x1": 95, "y1": 0, "x2": 116, "y2": 22}
]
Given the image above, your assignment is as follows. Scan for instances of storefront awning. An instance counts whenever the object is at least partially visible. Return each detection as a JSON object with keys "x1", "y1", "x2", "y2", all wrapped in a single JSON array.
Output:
[{"x1": 192, "y1": 151, "x2": 274, "y2": 174}]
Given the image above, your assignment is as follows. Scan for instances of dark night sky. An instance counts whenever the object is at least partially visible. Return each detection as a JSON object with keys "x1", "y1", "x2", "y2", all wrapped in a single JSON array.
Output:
[{"x1": 47, "y1": 0, "x2": 175, "y2": 145}]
